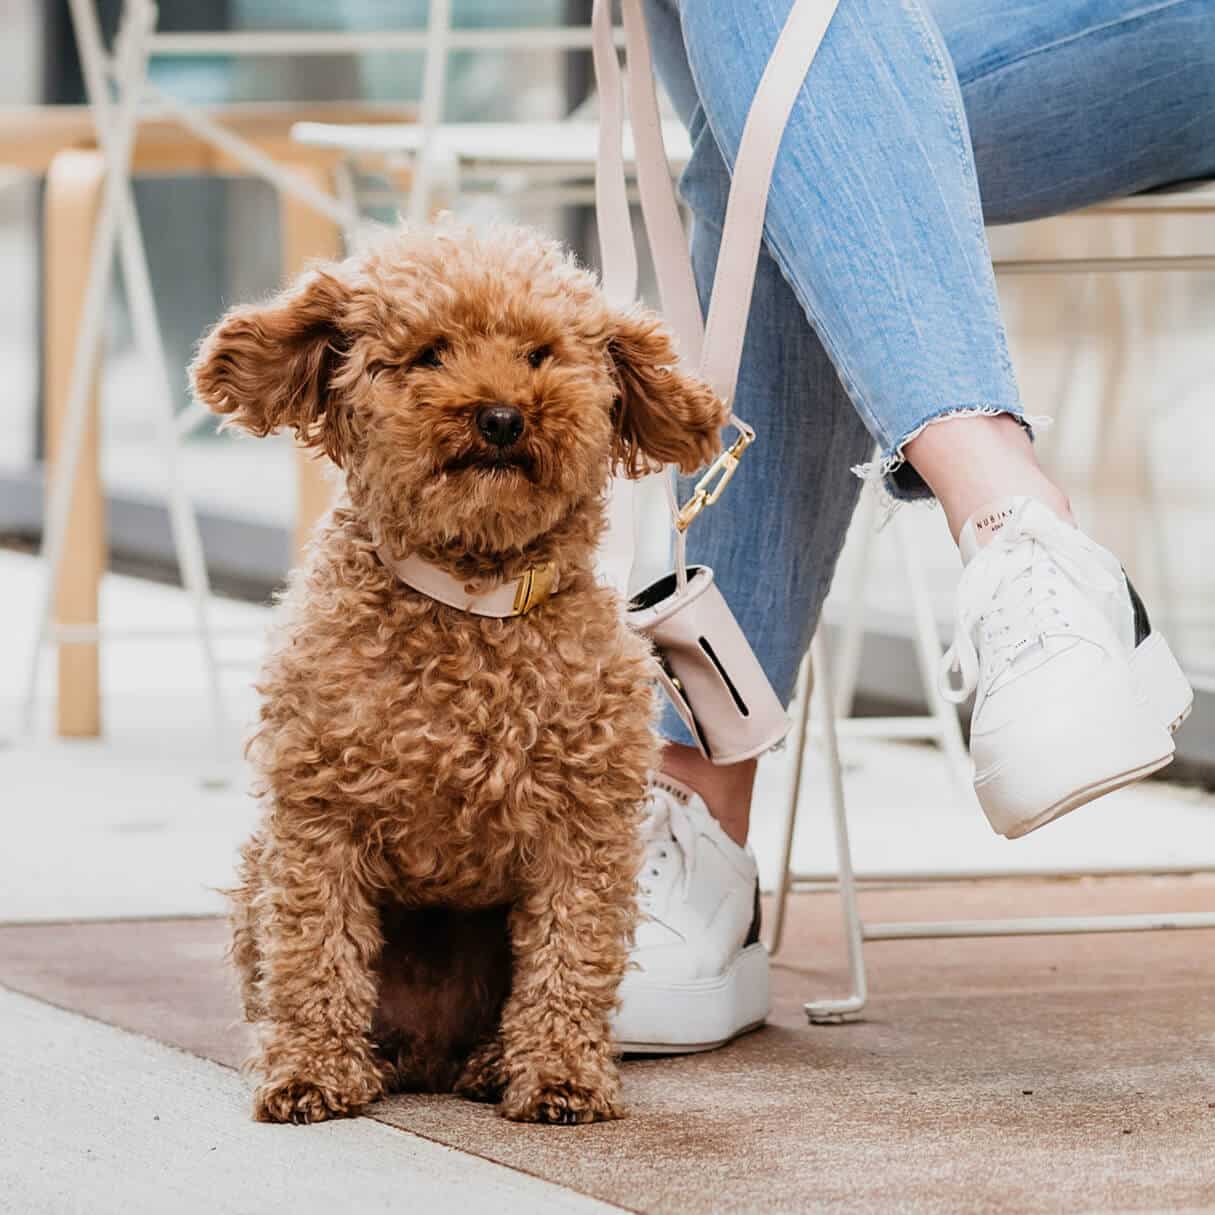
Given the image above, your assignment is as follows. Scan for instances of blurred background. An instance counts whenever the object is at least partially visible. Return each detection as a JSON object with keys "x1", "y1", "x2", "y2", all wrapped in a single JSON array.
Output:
[
  {"x1": 1, "y1": 0, "x2": 1212, "y2": 921},
  {"x1": 1, "y1": 0, "x2": 595, "y2": 591}
]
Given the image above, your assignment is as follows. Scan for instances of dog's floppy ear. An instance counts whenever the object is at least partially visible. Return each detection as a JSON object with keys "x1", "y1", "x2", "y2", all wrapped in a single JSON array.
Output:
[
  {"x1": 191, "y1": 268, "x2": 354, "y2": 465},
  {"x1": 607, "y1": 307, "x2": 727, "y2": 478}
]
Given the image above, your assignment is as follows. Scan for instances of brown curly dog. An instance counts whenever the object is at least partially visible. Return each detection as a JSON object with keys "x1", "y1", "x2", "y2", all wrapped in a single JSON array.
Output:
[{"x1": 191, "y1": 222, "x2": 725, "y2": 1126}]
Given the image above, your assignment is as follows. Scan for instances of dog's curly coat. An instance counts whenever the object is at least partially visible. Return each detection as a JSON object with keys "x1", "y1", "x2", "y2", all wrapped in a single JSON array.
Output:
[{"x1": 191, "y1": 222, "x2": 726, "y2": 1126}]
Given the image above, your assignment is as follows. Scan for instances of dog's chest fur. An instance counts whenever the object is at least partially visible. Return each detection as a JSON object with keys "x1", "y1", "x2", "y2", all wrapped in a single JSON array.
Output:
[{"x1": 253, "y1": 517, "x2": 659, "y2": 907}]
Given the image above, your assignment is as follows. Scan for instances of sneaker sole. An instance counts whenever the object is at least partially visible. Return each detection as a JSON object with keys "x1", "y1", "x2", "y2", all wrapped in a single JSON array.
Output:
[
  {"x1": 994, "y1": 630, "x2": 1193, "y2": 840},
  {"x1": 612, "y1": 942, "x2": 771, "y2": 1055}
]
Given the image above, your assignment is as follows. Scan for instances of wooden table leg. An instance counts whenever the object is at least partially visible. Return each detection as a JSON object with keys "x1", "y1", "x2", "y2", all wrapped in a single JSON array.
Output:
[
  {"x1": 45, "y1": 149, "x2": 106, "y2": 738},
  {"x1": 280, "y1": 163, "x2": 343, "y2": 565}
]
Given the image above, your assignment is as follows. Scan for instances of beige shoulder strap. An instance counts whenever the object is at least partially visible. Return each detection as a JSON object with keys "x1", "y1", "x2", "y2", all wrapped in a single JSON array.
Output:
[
  {"x1": 593, "y1": 0, "x2": 840, "y2": 580},
  {"x1": 595, "y1": 0, "x2": 839, "y2": 404},
  {"x1": 618, "y1": 0, "x2": 704, "y2": 367}
]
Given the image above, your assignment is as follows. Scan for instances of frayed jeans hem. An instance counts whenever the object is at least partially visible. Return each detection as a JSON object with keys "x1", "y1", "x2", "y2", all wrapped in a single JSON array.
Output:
[{"x1": 852, "y1": 404, "x2": 1043, "y2": 502}]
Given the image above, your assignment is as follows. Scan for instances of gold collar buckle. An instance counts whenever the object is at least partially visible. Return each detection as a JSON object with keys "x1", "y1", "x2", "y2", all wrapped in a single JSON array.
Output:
[{"x1": 512, "y1": 560, "x2": 558, "y2": 615}]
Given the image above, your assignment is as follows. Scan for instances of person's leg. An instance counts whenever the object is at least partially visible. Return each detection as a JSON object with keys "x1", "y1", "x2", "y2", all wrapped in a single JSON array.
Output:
[
  {"x1": 612, "y1": 0, "x2": 874, "y2": 1055},
  {"x1": 904, "y1": 414, "x2": 1073, "y2": 542},
  {"x1": 654, "y1": 0, "x2": 1029, "y2": 826},
  {"x1": 644, "y1": 0, "x2": 871, "y2": 843},
  {"x1": 655, "y1": 0, "x2": 1213, "y2": 825},
  {"x1": 618, "y1": 0, "x2": 1207, "y2": 1053},
  {"x1": 675, "y1": 0, "x2": 1215, "y2": 521},
  {"x1": 659, "y1": 239, "x2": 873, "y2": 847},
  {"x1": 940, "y1": 0, "x2": 1215, "y2": 226}
]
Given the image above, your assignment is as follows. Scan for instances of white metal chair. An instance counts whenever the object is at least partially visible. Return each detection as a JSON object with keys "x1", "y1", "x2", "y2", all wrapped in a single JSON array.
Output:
[
  {"x1": 289, "y1": 0, "x2": 691, "y2": 229},
  {"x1": 770, "y1": 181, "x2": 1215, "y2": 1023}
]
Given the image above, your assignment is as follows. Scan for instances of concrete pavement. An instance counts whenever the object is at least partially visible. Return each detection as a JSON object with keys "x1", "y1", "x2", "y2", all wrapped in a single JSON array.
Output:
[{"x1": 0, "y1": 987, "x2": 620, "y2": 1215}]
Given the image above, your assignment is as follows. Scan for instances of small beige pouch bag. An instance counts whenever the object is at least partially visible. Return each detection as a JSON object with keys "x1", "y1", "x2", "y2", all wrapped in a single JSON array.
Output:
[{"x1": 592, "y1": 0, "x2": 840, "y2": 765}]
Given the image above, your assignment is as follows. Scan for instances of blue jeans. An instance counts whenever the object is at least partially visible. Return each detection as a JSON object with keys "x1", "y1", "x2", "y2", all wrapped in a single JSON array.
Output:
[{"x1": 647, "y1": 0, "x2": 1215, "y2": 747}]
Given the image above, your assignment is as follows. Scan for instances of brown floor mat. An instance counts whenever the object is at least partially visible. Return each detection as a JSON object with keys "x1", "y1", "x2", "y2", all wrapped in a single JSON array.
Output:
[{"x1": 3, "y1": 879, "x2": 1214, "y2": 1213}]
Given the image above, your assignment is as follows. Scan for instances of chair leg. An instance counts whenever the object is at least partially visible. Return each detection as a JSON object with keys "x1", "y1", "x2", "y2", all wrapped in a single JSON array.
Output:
[
  {"x1": 765, "y1": 648, "x2": 813, "y2": 957},
  {"x1": 892, "y1": 509, "x2": 973, "y2": 803},
  {"x1": 23, "y1": 2, "x2": 151, "y2": 735},
  {"x1": 79, "y1": 0, "x2": 230, "y2": 765},
  {"x1": 280, "y1": 163, "x2": 343, "y2": 565},
  {"x1": 805, "y1": 630, "x2": 868, "y2": 1023},
  {"x1": 406, "y1": 0, "x2": 453, "y2": 227},
  {"x1": 833, "y1": 472, "x2": 880, "y2": 719},
  {"x1": 45, "y1": 150, "x2": 106, "y2": 738}
]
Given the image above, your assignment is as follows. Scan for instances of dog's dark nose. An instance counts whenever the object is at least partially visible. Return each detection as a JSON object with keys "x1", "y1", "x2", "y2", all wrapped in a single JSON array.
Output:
[{"x1": 476, "y1": 403, "x2": 525, "y2": 449}]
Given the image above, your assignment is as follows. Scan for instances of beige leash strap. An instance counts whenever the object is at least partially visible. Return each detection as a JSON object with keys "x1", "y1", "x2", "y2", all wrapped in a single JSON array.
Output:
[{"x1": 593, "y1": 0, "x2": 841, "y2": 585}]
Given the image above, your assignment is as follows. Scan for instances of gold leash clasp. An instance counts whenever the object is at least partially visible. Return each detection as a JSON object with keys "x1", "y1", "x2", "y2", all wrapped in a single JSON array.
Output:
[{"x1": 674, "y1": 427, "x2": 755, "y2": 533}]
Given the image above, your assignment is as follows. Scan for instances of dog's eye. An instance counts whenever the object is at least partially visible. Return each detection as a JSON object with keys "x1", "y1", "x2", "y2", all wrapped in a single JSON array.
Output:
[
  {"x1": 526, "y1": 345, "x2": 552, "y2": 369},
  {"x1": 413, "y1": 343, "x2": 445, "y2": 370}
]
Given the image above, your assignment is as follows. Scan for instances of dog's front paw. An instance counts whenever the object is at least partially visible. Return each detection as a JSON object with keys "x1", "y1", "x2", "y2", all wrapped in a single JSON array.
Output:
[
  {"x1": 253, "y1": 1064, "x2": 384, "y2": 1125},
  {"x1": 254, "y1": 1077, "x2": 350, "y2": 1124},
  {"x1": 500, "y1": 1075, "x2": 625, "y2": 1125}
]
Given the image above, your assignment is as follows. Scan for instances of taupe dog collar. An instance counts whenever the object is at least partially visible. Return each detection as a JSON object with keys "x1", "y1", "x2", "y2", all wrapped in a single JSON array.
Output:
[{"x1": 378, "y1": 547, "x2": 560, "y2": 618}]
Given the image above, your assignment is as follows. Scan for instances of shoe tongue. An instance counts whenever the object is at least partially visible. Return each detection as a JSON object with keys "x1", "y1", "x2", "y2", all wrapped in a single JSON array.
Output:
[
  {"x1": 649, "y1": 773, "x2": 695, "y2": 805},
  {"x1": 643, "y1": 774, "x2": 718, "y2": 854},
  {"x1": 641, "y1": 775, "x2": 688, "y2": 843},
  {"x1": 958, "y1": 496, "x2": 1034, "y2": 565}
]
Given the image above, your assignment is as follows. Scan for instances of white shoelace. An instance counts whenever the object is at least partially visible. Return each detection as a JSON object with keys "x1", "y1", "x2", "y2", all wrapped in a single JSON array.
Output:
[
  {"x1": 637, "y1": 783, "x2": 698, "y2": 911},
  {"x1": 939, "y1": 507, "x2": 1121, "y2": 705}
]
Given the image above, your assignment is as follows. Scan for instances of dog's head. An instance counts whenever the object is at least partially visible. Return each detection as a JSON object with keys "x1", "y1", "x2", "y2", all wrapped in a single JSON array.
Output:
[{"x1": 191, "y1": 222, "x2": 725, "y2": 556}]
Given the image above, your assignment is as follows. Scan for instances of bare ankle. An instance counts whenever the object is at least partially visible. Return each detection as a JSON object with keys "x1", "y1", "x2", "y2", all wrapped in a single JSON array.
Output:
[
  {"x1": 660, "y1": 742, "x2": 755, "y2": 848},
  {"x1": 903, "y1": 413, "x2": 1074, "y2": 541}
]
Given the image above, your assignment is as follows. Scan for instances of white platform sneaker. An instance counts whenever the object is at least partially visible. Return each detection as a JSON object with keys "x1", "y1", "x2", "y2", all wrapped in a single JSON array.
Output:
[
  {"x1": 611, "y1": 774, "x2": 770, "y2": 1054},
  {"x1": 941, "y1": 496, "x2": 1193, "y2": 839}
]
